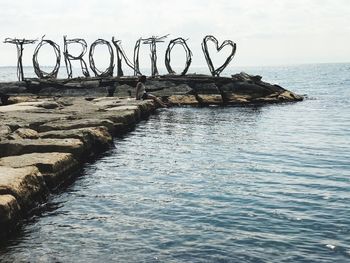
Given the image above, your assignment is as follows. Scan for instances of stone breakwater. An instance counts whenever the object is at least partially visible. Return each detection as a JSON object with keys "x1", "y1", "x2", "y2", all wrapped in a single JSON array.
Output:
[
  {"x1": 0, "y1": 96, "x2": 156, "y2": 238},
  {"x1": 0, "y1": 72, "x2": 303, "y2": 239},
  {"x1": 0, "y1": 72, "x2": 303, "y2": 105}
]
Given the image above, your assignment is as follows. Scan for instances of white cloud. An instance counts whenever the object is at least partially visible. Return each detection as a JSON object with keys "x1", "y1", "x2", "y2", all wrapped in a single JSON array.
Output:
[{"x1": 0, "y1": 0, "x2": 349, "y2": 69}]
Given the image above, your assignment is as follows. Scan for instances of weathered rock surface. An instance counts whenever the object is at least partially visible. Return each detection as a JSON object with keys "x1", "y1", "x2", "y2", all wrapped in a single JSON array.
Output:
[
  {"x1": 39, "y1": 126, "x2": 113, "y2": 153},
  {"x1": 0, "y1": 153, "x2": 79, "y2": 189},
  {"x1": 8, "y1": 128, "x2": 39, "y2": 140},
  {"x1": 0, "y1": 125, "x2": 12, "y2": 141},
  {"x1": 0, "y1": 194, "x2": 21, "y2": 237},
  {"x1": 0, "y1": 138, "x2": 85, "y2": 159},
  {"x1": 197, "y1": 94, "x2": 223, "y2": 105},
  {"x1": 0, "y1": 166, "x2": 48, "y2": 210},
  {"x1": 167, "y1": 95, "x2": 199, "y2": 106},
  {"x1": 37, "y1": 119, "x2": 115, "y2": 134}
]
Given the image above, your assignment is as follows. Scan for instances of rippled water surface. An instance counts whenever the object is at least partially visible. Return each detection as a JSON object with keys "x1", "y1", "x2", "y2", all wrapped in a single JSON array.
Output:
[{"x1": 1, "y1": 64, "x2": 350, "y2": 262}]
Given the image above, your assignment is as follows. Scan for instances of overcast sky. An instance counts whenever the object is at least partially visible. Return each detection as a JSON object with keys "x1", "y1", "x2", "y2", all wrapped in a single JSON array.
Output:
[{"x1": 0, "y1": 0, "x2": 349, "y2": 71}]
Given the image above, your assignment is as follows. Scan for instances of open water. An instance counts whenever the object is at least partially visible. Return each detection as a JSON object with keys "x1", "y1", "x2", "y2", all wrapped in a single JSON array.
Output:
[{"x1": 0, "y1": 64, "x2": 349, "y2": 262}]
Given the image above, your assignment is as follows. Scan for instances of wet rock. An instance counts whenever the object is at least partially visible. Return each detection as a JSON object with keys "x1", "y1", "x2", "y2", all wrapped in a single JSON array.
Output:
[
  {"x1": 0, "y1": 166, "x2": 48, "y2": 210},
  {"x1": 0, "y1": 138, "x2": 85, "y2": 159},
  {"x1": 197, "y1": 94, "x2": 223, "y2": 105},
  {"x1": 278, "y1": 91, "x2": 303, "y2": 101},
  {"x1": 223, "y1": 94, "x2": 251, "y2": 103},
  {"x1": 0, "y1": 153, "x2": 79, "y2": 189},
  {"x1": 0, "y1": 194, "x2": 21, "y2": 237},
  {"x1": 167, "y1": 95, "x2": 199, "y2": 106},
  {"x1": 39, "y1": 126, "x2": 113, "y2": 153}
]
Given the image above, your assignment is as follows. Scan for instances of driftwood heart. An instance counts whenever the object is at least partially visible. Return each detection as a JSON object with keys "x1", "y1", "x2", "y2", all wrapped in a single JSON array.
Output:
[{"x1": 201, "y1": 35, "x2": 237, "y2": 77}]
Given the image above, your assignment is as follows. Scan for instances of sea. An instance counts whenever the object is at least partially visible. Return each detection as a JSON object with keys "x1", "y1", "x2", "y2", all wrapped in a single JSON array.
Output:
[{"x1": 0, "y1": 63, "x2": 349, "y2": 262}]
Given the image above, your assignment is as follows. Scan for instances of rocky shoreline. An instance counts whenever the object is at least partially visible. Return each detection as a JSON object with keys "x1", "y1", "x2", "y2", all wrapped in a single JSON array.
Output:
[{"x1": 0, "y1": 73, "x2": 303, "y2": 239}]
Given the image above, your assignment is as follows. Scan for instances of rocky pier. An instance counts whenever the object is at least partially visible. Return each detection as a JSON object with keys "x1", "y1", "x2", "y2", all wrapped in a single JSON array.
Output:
[{"x1": 0, "y1": 73, "x2": 303, "y2": 239}]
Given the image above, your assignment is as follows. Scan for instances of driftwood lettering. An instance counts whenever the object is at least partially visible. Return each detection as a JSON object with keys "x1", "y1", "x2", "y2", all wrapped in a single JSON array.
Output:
[
  {"x1": 63, "y1": 36, "x2": 90, "y2": 78},
  {"x1": 4, "y1": 35, "x2": 237, "y2": 80},
  {"x1": 33, "y1": 37, "x2": 61, "y2": 79},
  {"x1": 112, "y1": 37, "x2": 140, "y2": 77},
  {"x1": 165, "y1": 37, "x2": 192, "y2": 76},
  {"x1": 89, "y1": 39, "x2": 114, "y2": 77},
  {"x1": 4, "y1": 38, "x2": 37, "y2": 81}
]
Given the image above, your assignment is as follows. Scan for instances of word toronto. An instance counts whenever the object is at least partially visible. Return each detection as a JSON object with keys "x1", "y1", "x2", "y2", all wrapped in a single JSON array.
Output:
[{"x1": 4, "y1": 35, "x2": 237, "y2": 81}]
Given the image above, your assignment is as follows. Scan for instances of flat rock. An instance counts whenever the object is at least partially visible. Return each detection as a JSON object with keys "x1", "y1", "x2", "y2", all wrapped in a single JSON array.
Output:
[
  {"x1": 98, "y1": 110, "x2": 138, "y2": 127},
  {"x1": 167, "y1": 95, "x2": 199, "y2": 106},
  {"x1": 37, "y1": 118, "x2": 116, "y2": 134},
  {"x1": 0, "y1": 152, "x2": 79, "y2": 189},
  {"x1": 39, "y1": 126, "x2": 113, "y2": 152},
  {"x1": 91, "y1": 97, "x2": 126, "y2": 108},
  {"x1": 106, "y1": 105, "x2": 140, "y2": 111},
  {"x1": 0, "y1": 138, "x2": 85, "y2": 159},
  {"x1": 0, "y1": 166, "x2": 48, "y2": 210},
  {"x1": 0, "y1": 100, "x2": 60, "y2": 113},
  {"x1": 0, "y1": 104, "x2": 39, "y2": 113},
  {"x1": 222, "y1": 94, "x2": 251, "y2": 104},
  {"x1": 197, "y1": 94, "x2": 223, "y2": 105}
]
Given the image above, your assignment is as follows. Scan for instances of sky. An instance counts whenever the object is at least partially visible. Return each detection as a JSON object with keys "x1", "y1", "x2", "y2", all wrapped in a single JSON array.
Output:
[{"x1": 0, "y1": 0, "x2": 349, "y2": 72}]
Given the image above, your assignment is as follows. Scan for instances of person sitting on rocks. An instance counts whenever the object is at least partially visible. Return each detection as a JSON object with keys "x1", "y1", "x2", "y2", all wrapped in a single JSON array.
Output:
[{"x1": 135, "y1": 75, "x2": 167, "y2": 107}]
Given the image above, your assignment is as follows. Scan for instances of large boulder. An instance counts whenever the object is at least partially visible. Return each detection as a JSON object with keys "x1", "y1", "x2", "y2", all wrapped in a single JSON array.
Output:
[
  {"x1": 150, "y1": 84, "x2": 193, "y2": 97},
  {"x1": 193, "y1": 83, "x2": 220, "y2": 95},
  {"x1": 0, "y1": 153, "x2": 79, "y2": 189},
  {"x1": 0, "y1": 194, "x2": 21, "y2": 238},
  {"x1": 0, "y1": 166, "x2": 48, "y2": 210}
]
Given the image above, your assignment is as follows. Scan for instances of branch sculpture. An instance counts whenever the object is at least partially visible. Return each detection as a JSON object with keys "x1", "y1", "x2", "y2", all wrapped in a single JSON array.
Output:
[
  {"x1": 4, "y1": 38, "x2": 37, "y2": 81},
  {"x1": 165, "y1": 37, "x2": 192, "y2": 76},
  {"x1": 33, "y1": 37, "x2": 61, "y2": 79},
  {"x1": 63, "y1": 36, "x2": 90, "y2": 78},
  {"x1": 112, "y1": 37, "x2": 141, "y2": 77},
  {"x1": 89, "y1": 39, "x2": 114, "y2": 77},
  {"x1": 142, "y1": 35, "x2": 168, "y2": 77},
  {"x1": 201, "y1": 35, "x2": 237, "y2": 77}
]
